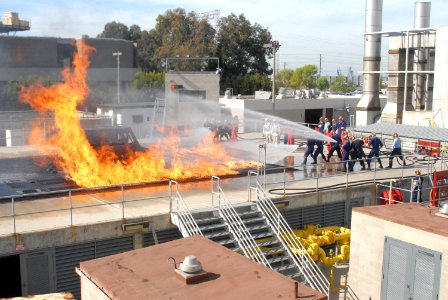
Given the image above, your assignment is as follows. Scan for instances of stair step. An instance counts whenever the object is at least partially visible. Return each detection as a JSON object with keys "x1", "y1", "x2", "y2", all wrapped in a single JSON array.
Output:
[
  {"x1": 251, "y1": 231, "x2": 274, "y2": 240},
  {"x1": 198, "y1": 222, "x2": 227, "y2": 232},
  {"x1": 267, "y1": 254, "x2": 290, "y2": 265},
  {"x1": 256, "y1": 239, "x2": 280, "y2": 248},
  {"x1": 273, "y1": 262, "x2": 298, "y2": 273},
  {"x1": 245, "y1": 223, "x2": 270, "y2": 232},
  {"x1": 216, "y1": 238, "x2": 236, "y2": 247},
  {"x1": 241, "y1": 217, "x2": 265, "y2": 225},
  {"x1": 203, "y1": 231, "x2": 230, "y2": 240},
  {"x1": 193, "y1": 215, "x2": 222, "y2": 225},
  {"x1": 262, "y1": 247, "x2": 284, "y2": 257}
]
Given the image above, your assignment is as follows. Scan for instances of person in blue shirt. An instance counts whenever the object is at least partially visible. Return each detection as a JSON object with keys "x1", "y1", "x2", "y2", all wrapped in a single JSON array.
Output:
[
  {"x1": 302, "y1": 139, "x2": 316, "y2": 165},
  {"x1": 312, "y1": 140, "x2": 326, "y2": 164},
  {"x1": 367, "y1": 132, "x2": 384, "y2": 169},
  {"x1": 387, "y1": 132, "x2": 406, "y2": 168},
  {"x1": 412, "y1": 169, "x2": 424, "y2": 202},
  {"x1": 337, "y1": 116, "x2": 347, "y2": 131},
  {"x1": 327, "y1": 130, "x2": 342, "y2": 161}
]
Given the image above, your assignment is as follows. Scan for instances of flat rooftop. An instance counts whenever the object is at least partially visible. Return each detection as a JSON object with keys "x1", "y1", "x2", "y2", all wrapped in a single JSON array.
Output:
[
  {"x1": 77, "y1": 235, "x2": 326, "y2": 300},
  {"x1": 353, "y1": 203, "x2": 448, "y2": 237}
]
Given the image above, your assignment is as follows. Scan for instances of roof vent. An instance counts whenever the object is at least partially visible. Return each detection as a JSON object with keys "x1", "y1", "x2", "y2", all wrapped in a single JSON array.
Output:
[
  {"x1": 179, "y1": 255, "x2": 203, "y2": 273},
  {"x1": 169, "y1": 256, "x2": 208, "y2": 284}
]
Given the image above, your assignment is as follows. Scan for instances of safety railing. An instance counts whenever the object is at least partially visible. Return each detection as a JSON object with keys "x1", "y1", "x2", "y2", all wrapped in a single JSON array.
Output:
[
  {"x1": 248, "y1": 171, "x2": 330, "y2": 296},
  {"x1": 254, "y1": 152, "x2": 442, "y2": 196},
  {"x1": 0, "y1": 179, "x2": 173, "y2": 236},
  {"x1": 170, "y1": 180, "x2": 202, "y2": 237},
  {"x1": 211, "y1": 176, "x2": 271, "y2": 268},
  {"x1": 376, "y1": 178, "x2": 448, "y2": 206}
]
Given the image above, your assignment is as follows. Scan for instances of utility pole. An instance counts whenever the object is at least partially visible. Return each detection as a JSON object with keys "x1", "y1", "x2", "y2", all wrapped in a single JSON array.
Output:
[
  {"x1": 113, "y1": 51, "x2": 122, "y2": 104},
  {"x1": 319, "y1": 54, "x2": 322, "y2": 77}
]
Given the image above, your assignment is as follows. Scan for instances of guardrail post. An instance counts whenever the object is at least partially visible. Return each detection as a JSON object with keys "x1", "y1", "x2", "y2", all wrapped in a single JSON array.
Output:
[
  {"x1": 374, "y1": 158, "x2": 377, "y2": 183},
  {"x1": 283, "y1": 167, "x2": 286, "y2": 197},
  {"x1": 69, "y1": 190, "x2": 73, "y2": 226},
  {"x1": 169, "y1": 180, "x2": 173, "y2": 213},
  {"x1": 121, "y1": 185, "x2": 125, "y2": 219},
  {"x1": 12, "y1": 197, "x2": 16, "y2": 234},
  {"x1": 346, "y1": 163, "x2": 349, "y2": 188},
  {"x1": 401, "y1": 155, "x2": 405, "y2": 178}
]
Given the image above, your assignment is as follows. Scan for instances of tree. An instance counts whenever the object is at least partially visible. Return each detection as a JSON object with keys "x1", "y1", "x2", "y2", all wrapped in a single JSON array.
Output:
[
  {"x1": 276, "y1": 68, "x2": 294, "y2": 88},
  {"x1": 132, "y1": 71, "x2": 164, "y2": 90},
  {"x1": 290, "y1": 65, "x2": 318, "y2": 89},
  {"x1": 317, "y1": 77, "x2": 330, "y2": 90},
  {"x1": 129, "y1": 25, "x2": 142, "y2": 43},
  {"x1": 151, "y1": 8, "x2": 216, "y2": 71},
  {"x1": 97, "y1": 21, "x2": 130, "y2": 40},
  {"x1": 216, "y1": 13, "x2": 276, "y2": 93},
  {"x1": 329, "y1": 75, "x2": 352, "y2": 93},
  {"x1": 137, "y1": 30, "x2": 160, "y2": 71}
]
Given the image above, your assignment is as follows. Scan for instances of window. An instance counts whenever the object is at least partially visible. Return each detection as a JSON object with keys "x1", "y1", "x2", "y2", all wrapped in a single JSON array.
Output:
[{"x1": 132, "y1": 115, "x2": 143, "y2": 124}]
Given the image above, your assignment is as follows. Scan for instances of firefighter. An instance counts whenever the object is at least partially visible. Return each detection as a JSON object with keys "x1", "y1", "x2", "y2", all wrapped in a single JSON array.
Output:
[
  {"x1": 327, "y1": 129, "x2": 342, "y2": 162},
  {"x1": 367, "y1": 132, "x2": 384, "y2": 169},
  {"x1": 312, "y1": 140, "x2": 326, "y2": 164},
  {"x1": 341, "y1": 136, "x2": 351, "y2": 172},
  {"x1": 303, "y1": 139, "x2": 316, "y2": 165},
  {"x1": 350, "y1": 136, "x2": 366, "y2": 170}
]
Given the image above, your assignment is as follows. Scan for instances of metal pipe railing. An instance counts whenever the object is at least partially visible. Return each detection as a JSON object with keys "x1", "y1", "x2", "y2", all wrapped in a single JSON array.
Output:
[
  {"x1": 0, "y1": 179, "x2": 172, "y2": 236},
  {"x1": 255, "y1": 154, "x2": 440, "y2": 195},
  {"x1": 248, "y1": 174, "x2": 329, "y2": 296},
  {"x1": 170, "y1": 180, "x2": 202, "y2": 237},
  {"x1": 212, "y1": 176, "x2": 271, "y2": 268}
]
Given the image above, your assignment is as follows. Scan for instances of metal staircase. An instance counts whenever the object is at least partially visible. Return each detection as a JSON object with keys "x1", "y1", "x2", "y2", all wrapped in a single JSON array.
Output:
[
  {"x1": 170, "y1": 176, "x2": 329, "y2": 297},
  {"x1": 150, "y1": 97, "x2": 166, "y2": 137}
]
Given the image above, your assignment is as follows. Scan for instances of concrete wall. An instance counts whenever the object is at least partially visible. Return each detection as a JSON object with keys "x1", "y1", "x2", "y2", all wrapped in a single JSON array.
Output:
[
  {"x1": 97, "y1": 104, "x2": 154, "y2": 138},
  {"x1": 165, "y1": 72, "x2": 220, "y2": 101},
  {"x1": 348, "y1": 211, "x2": 448, "y2": 299}
]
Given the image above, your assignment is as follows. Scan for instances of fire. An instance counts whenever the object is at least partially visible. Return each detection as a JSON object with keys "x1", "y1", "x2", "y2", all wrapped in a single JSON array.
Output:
[{"x1": 20, "y1": 40, "x2": 258, "y2": 187}]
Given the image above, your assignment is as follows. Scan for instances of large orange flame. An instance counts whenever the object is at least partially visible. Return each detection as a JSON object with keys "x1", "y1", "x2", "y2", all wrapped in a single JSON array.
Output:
[{"x1": 20, "y1": 40, "x2": 258, "y2": 187}]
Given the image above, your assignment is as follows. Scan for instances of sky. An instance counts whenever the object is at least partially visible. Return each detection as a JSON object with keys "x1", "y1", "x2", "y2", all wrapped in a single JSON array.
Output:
[{"x1": 2, "y1": 0, "x2": 448, "y2": 76}]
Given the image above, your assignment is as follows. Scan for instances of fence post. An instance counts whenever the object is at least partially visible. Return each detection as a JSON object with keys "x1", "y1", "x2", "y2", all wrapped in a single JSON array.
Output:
[
  {"x1": 12, "y1": 197, "x2": 16, "y2": 234},
  {"x1": 69, "y1": 190, "x2": 73, "y2": 226},
  {"x1": 121, "y1": 185, "x2": 125, "y2": 219}
]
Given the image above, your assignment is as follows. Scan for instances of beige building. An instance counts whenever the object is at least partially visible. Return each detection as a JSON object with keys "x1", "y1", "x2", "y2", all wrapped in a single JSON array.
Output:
[{"x1": 349, "y1": 203, "x2": 446, "y2": 299}]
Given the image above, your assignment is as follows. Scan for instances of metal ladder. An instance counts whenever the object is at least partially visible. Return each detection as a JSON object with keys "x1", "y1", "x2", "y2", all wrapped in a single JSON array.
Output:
[
  {"x1": 150, "y1": 97, "x2": 166, "y2": 137},
  {"x1": 248, "y1": 171, "x2": 330, "y2": 297}
]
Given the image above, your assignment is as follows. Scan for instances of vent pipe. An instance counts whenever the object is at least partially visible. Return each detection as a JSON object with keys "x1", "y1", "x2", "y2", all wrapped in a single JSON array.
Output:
[
  {"x1": 413, "y1": 2, "x2": 431, "y2": 110},
  {"x1": 356, "y1": 0, "x2": 383, "y2": 126}
]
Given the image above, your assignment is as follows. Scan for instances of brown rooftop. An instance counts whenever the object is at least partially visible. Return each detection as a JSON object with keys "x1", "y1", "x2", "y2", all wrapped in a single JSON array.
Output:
[
  {"x1": 77, "y1": 235, "x2": 326, "y2": 300},
  {"x1": 353, "y1": 203, "x2": 448, "y2": 237}
]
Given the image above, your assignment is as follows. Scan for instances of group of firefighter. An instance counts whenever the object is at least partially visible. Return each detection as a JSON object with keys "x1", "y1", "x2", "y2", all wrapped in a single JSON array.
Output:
[
  {"x1": 204, "y1": 116, "x2": 239, "y2": 142},
  {"x1": 303, "y1": 116, "x2": 406, "y2": 172}
]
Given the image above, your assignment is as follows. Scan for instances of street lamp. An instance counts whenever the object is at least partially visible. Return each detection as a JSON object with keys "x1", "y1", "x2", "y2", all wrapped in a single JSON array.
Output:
[
  {"x1": 263, "y1": 42, "x2": 278, "y2": 115},
  {"x1": 112, "y1": 51, "x2": 122, "y2": 104}
]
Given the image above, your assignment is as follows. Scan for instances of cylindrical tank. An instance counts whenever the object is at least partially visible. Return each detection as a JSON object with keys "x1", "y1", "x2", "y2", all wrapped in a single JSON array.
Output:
[{"x1": 414, "y1": 2, "x2": 431, "y2": 110}]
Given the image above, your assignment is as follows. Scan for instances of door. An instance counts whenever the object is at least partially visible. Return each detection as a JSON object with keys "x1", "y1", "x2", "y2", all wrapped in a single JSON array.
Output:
[
  {"x1": 20, "y1": 249, "x2": 55, "y2": 296},
  {"x1": 381, "y1": 237, "x2": 441, "y2": 300}
]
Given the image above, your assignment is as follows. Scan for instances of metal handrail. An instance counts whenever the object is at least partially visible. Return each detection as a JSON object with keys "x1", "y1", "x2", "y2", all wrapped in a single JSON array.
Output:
[
  {"x1": 0, "y1": 179, "x2": 172, "y2": 236},
  {"x1": 254, "y1": 153, "x2": 440, "y2": 196},
  {"x1": 248, "y1": 172, "x2": 329, "y2": 296},
  {"x1": 211, "y1": 176, "x2": 271, "y2": 268},
  {"x1": 170, "y1": 180, "x2": 202, "y2": 237}
]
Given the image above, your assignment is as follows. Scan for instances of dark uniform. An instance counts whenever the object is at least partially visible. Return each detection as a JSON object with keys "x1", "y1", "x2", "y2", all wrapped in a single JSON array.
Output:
[
  {"x1": 303, "y1": 139, "x2": 316, "y2": 164},
  {"x1": 341, "y1": 140, "x2": 351, "y2": 171},
  {"x1": 327, "y1": 133, "x2": 342, "y2": 161},
  {"x1": 367, "y1": 136, "x2": 384, "y2": 169},
  {"x1": 312, "y1": 140, "x2": 326, "y2": 164},
  {"x1": 351, "y1": 138, "x2": 366, "y2": 170}
]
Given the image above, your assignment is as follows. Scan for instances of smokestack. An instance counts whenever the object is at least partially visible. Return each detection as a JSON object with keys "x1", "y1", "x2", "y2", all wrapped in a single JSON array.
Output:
[
  {"x1": 356, "y1": 0, "x2": 383, "y2": 126},
  {"x1": 414, "y1": 2, "x2": 431, "y2": 110}
]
